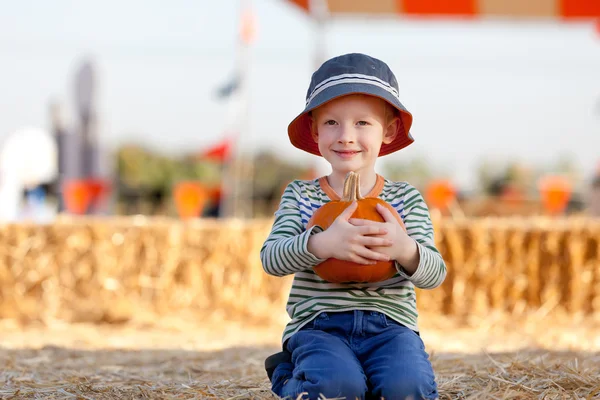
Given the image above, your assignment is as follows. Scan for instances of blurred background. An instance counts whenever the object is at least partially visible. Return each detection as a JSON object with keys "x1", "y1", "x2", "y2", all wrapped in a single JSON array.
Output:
[
  {"x1": 1, "y1": 0, "x2": 599, "y2": 221},
  {"x1": 2, "y1": 1, "x2": 600, "y2": 398}
]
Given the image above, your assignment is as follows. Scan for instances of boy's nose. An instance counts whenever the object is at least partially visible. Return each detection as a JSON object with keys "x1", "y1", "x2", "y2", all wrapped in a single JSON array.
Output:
[{"x1": 337, "y1": 125, "x2": 355, "y2": 143}]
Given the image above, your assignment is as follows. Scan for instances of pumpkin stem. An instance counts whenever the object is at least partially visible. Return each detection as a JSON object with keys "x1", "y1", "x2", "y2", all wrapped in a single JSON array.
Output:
[
  {"x1": 342, "y1": 172, "x2": 363, "y2": 201},
  {"x1": 342, "y1": 171, "x2": 354, "y2": 201},
  {"x1": 342, "y1": 172, "x2": 353, "y2": 200},
  {"x1": 354, "y1": 173, "x2": 363, "y2": 200}
]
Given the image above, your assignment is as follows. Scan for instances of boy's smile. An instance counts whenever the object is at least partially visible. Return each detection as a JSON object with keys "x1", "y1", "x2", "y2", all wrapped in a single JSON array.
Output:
[{"x1": 333, "y1": 150, "x2": 361, "y2": 159}]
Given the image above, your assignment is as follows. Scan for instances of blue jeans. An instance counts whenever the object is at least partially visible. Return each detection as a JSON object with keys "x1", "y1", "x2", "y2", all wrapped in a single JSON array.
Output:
[{"x1": 271, "y1": 310, "x2": 438, "y2": 400}]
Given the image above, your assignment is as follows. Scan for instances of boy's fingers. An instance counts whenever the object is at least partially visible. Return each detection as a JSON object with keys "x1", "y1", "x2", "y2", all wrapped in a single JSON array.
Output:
[
  {"x1": 340, "y1": 202, "x2": 358, "y2": 220},
  {"x1": 345, "y1": 246, "x2": 375, "y2": 264},
  {"x1": 350, "y1": 252, "x2": 374, "y2": 264},
  {"x1": 356, "y1": 247, "x2": 390, "y2": 262},
  {"x1": 359, "y1": 225, "x2": 388, "y2": 236},
  {"x1": 376, "y1": 204, "x2": 397, "y2": 223},
  {"x1": 349, "y1": 218, "x2": 378, "y2": 226},
  {"x1": 350, "y1": 255, "x2": 377, "y2": 265},
  {"x1": 371, "y1": 251, "x2": 391, "y2": 262},
  {"x1": 359, "y1": 237, "x2": 393, "y2": 247}
]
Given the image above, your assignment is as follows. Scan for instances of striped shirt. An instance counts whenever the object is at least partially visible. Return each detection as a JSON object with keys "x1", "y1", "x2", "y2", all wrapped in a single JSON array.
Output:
[{"x1": 260, "y1": 174, "x2": 447, "y2": 345}]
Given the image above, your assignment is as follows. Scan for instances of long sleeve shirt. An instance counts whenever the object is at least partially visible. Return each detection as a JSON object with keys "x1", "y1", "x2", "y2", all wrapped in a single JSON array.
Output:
[{"x1": 260, "y1": 174, "x2": 447, "y2": 345}]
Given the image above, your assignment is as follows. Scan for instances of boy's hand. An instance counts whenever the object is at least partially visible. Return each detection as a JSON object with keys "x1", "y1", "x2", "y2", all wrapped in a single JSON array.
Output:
[
  {"x1": 349, "y1": 204, "x2": 420, "y2": 274},
  {"x1": 308, "y1": 202, "x2": 393, "y2": 265}
]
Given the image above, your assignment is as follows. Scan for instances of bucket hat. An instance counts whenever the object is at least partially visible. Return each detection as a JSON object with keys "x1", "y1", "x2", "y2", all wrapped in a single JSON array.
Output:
[{"x1": 288, "y1": 53, "x2": 414, "y2": 157}]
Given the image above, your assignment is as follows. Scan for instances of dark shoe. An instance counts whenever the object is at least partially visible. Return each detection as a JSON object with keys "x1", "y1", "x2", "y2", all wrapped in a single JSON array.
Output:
[{"x1": 265, "y1": 350, "x2": 292, "y2": 381}]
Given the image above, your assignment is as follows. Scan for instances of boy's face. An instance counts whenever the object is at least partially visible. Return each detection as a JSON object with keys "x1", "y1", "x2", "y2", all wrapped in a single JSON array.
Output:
[{"x1": 311, "y1": 94, "x2": 398, "y2": 177}]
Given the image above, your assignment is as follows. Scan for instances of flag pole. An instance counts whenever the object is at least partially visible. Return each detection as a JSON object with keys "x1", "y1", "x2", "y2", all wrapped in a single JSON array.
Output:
[
  {"x1": 237, "y1": 0, "x2": 254, "y2": 219},
  {"x1": 221, "y1": 0, "x2": 255, "y2": 219},
  {"x1": 311, "y1": 0, "x2": 328, "y2": 69},
  {"x1": 311, "y1": 0, "x2": 329, "y2": 178}
]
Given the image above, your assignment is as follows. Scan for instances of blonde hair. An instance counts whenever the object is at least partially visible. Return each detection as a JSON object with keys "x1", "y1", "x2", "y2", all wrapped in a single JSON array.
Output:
[{"x1": 384, "y1": 102, "x2": 398, "y2": 124}]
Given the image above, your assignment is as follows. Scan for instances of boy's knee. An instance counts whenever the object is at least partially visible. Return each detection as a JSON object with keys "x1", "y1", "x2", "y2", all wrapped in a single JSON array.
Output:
[
  {"x1": 303, "y1": 368, "x2": 367, "y2": 400},
  {"x1": 270, "y1": 361, "x2": 294, "y2": 396},
  {"x1": 377, "y1": 374, "x2": 437, "y2": 400}
]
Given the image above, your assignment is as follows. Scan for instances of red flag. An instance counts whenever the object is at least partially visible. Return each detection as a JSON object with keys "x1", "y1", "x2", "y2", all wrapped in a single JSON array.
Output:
[
  {"x1": 288, "y1": 0, "x2": 309, "y2": 12},
  {"x1": 201, "y1": 137, "x2": 233, "y2": 163}
]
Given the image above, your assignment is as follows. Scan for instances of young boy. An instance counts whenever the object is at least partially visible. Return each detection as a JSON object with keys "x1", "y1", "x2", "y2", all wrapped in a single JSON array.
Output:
[{"x1": 260, "y1": 53, "x2": 446, "y2": 400}]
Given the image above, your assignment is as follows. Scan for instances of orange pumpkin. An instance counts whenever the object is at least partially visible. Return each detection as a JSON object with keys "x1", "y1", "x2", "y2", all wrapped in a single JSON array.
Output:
[{"x1": 307, "y1": 171, "x2": 405, "y2": 283}]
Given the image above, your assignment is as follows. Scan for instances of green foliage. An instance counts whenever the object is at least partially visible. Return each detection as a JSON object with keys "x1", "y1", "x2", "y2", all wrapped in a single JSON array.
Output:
[
  {"x1": 116, "y1": 145, "x2": 223, "y2": 192},
  {"x1": 114, "y1": 143, "x2": 589, "y2": 217},
  {"x1": 114, "y1": 145, "x2": 313, "y2": 216},
  {"x1": 380, "y1": 156, "x2": 437, "y2": 191}
]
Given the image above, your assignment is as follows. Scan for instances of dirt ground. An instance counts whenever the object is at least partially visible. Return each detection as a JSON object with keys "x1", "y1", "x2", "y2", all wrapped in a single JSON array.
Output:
[{"x1": 1, "y1": 313, "x2": 600, "y2": 399}]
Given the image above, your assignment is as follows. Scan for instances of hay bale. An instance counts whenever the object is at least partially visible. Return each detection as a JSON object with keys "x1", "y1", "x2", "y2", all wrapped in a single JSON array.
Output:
[{"x1": 0, "y1": 216, "x2": 599, "y2": 326}]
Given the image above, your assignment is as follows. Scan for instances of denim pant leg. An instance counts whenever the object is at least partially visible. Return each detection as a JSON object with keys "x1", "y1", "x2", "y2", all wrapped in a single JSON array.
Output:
[
  {"x1": 358, "y1": 314, "x2": 438, "y2": 400},
  {"x1": 272, "y1": 313, "x2": 368, "y2": 400}
]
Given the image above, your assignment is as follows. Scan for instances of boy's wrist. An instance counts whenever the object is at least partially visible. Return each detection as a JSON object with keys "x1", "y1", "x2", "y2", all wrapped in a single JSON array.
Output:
[
  {"x1": 393, "y1": 238, "x2": 419, "y2": 275},
  {"x1": 307, "y1": 230, "x2": 330, "y2": 259}
]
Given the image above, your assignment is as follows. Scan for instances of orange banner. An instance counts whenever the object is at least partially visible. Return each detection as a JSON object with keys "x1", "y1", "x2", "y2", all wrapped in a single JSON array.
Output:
[
  {"x1": 328, "y1": 0, "x2": 397, "y2": 14},
  {"x1": 399, "y1": 0, "x2": 477, "y2": 16},
  {"x1": 286, "y1": 0, "x2": 600, "y2": 18},
  {"x1": 479, "y1": 0, "x2": 557, "y2": 18},
  {"x1": 560, "y1": 0, "x2": 600, "y2": 18}
]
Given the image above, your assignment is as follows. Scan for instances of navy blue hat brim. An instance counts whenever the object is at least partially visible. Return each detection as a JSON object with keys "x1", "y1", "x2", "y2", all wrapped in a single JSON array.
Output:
[{"x1": 288, "y1": 82, "x2": 414, "y2": 157}]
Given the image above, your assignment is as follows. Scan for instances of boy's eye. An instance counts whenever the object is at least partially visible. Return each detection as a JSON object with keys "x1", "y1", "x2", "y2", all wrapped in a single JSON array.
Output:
[
  {"x1": 356, "y1": 121, "x2": 369, "y2": 126},
  {"x1": 324, "y1": 120, "x2": 337, "y2": 126}
]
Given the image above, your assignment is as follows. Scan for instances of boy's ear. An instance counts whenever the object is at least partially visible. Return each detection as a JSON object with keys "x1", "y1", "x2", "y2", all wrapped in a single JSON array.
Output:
[
  {"x1": 309, "y1": 116, "x2": 318, "y2": 143},
  {"x1": 383, "y1": 117, "x2": 399, "y2": 145}
]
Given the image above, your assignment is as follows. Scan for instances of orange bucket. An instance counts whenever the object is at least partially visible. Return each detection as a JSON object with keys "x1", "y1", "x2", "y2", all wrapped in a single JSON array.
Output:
[
  {"x1": 173, "y1": 181, "x2": 207, "y2": 219},
  {"x1": 538, "y1": 176, "x2": 572, "y2": 215},
  {"x1": 425, "y1": 179, "x2": 456, "y2": 210},
  {"x1": 63, "y1": 179, "x2": 94, "y2": 215}
]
